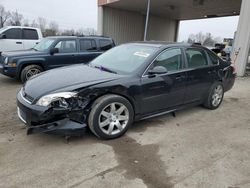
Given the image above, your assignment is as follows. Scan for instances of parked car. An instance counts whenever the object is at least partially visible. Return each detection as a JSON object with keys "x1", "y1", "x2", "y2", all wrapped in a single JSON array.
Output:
[
  {"x1": 0, "y1": 36, "x2": 115, "y2": 82},
  {"x1": 16, "y1": 42, "x2": 236, "y2": 139},
  {"x1": 0, "y1": 26, "x2": 43, "y2": 52}
]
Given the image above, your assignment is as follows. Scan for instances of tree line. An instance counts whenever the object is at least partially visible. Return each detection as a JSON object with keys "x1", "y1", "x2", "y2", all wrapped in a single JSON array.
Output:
[
  {"x1": 187, "y1": 32, "x2": 222, "y2": 47},
  {"x1": 0, "y1": 4, "x2": 97, "y2": 37}
]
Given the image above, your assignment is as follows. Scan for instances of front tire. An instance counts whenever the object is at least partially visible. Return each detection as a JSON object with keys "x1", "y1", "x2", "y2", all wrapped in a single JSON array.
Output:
[
  {"x1": 20, "y1": 65, "x2": 43, "y2": 83},
  {"x1": 88, "y1": 94, "x2": 134, "y2": 139},
  {"x1": 204, "y1": 82, "x2": 224, "y2": 110}
]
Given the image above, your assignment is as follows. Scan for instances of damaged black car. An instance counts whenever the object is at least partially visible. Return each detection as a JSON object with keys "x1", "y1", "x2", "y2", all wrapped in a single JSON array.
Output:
[{"x1": 17, "y1": 42, "x2": 236, "y2": 139}]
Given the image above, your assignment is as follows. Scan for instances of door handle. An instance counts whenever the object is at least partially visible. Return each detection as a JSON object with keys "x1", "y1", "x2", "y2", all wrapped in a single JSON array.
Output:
[{"x1": 16, "y1": 42, "x2": 22, "y2": 44}]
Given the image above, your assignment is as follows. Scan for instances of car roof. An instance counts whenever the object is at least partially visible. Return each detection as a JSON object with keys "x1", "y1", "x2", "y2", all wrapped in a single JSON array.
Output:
[
  {"x1": 2, "y1": 26, "x2": 40, "y2": 30},
  {"x1": 46, "y1": 35, "x2": 112, "y2": 40},
  {"x1": 129, "y1": 41, "x2": 206, "y2": 49}
]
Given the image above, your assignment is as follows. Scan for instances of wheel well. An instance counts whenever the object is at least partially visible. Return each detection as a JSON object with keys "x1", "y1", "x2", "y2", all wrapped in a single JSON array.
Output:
[
  {"x1": 19, "y1": 63, "x2": 44, "y2": 78},
  {"x1": 89, "y1": 92, "x2": 136, "y2": 116}
]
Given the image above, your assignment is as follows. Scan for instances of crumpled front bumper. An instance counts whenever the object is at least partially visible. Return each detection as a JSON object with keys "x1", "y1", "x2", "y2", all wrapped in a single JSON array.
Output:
[
  {"x1": 25, "y1": 118, "x2": 87, "y2": 136},
  {"x1": 17, "y1": 91, "x2": 88, "y2": 136}
]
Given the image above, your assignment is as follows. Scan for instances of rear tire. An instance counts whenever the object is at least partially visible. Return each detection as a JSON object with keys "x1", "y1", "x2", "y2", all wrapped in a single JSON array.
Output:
[
  {"x1": 88, "y1": 94, "x2": 134, "y2": 139},
  {"x1": 20, "y1": 65, "x2": 43, "y2": 83},
  {"x1": 203, "y1": 82, "x2": 224, "y2": 110}
]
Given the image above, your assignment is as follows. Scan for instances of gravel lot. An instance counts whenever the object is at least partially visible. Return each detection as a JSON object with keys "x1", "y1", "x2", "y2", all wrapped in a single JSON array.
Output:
[{"x1": 0, "y1": 74, "x2": 249, "y2": 188}]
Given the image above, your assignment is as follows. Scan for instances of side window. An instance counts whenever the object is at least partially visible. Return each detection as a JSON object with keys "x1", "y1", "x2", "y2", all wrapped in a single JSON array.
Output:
[
  {"x1": 186, "y1": 48, "x2": 208, "y2": 68},
  {"x1": 55, "y1": 40, "x2": 77, "y2": 53},
  {"x1": 153, "y1": 48, "x2": 182, "y2": 72},
  {"x1": 23, "y1": 29, "x2": 38, "y2": 40},
  {"x1": 3, "y1": 28, "x2": 22, "y2": 39},
  {"x1": 99, "y1": 39, "x2": 113, "y2": 51},
  {"x1": 80, "y1": 39, "x2": 97, "y2": 51},
  {"x1": 207, "y1": 50, "x2": 220, "y2": 65}
]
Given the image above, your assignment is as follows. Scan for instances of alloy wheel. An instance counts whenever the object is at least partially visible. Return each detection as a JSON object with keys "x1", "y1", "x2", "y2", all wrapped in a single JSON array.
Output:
[
  {"x1": 212, "y1": 85, "x2": 223, "y2": 107},
  {"x1": 26, "y1": 68, "x2": 41, "y2": 80},
  {"x1": 98, "y1": 102, "x2": 129, "y2": 135}
]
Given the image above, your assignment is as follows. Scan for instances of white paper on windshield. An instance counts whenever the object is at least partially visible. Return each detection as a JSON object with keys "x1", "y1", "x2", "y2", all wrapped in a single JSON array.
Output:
[{"x1": 133, "y1": 52, "x2": 150, "y2": 58}]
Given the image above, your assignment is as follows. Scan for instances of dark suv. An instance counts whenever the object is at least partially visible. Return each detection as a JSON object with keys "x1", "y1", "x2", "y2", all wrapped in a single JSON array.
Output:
[{"x1": 0, "y1": 36, "x2": 115, "y2": 82}]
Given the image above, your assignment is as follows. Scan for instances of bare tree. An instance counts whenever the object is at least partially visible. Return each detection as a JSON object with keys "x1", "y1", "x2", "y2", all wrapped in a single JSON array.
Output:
[
  {"x1": 0, "y1": 4, "x2": 11, "y2": 28},
  {"x1": 9, "y1": 10, "x2": 23, "y2": 26},
  {"x1": 37, "y1": 17, "x2": 47, "y2": 33},
  {"x1": 187, "y1": 32, "x2": 222, "y2": 47},
  {"x1": 23, "y1": 19, "x2": 30, "y2": 27},
  {"x1": 44, "y1": 21, "x2": 59, "y2": 36},
  {"x1": 30, "y1": 19, "x2": 39, "y2": 28},
  {"x1": 83, "y1": 28, "x2": 97, "y2": 35},
  {"x1": 60, "y1": 29, "x2": 75, "y2": 36}
]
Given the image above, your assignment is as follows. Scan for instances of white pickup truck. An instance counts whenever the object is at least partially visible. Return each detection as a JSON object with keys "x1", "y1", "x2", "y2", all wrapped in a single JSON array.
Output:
[{"x1": 0, "y1": 26, "x2": 43, "y2": 52}]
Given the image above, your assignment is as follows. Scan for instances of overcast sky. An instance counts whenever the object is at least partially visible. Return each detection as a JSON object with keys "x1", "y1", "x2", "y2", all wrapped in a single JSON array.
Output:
[
  {"x1": 0, "y1": 0, "x2": 239, "y2": 41},
  {"x1": 0, "y1": 0, "x2": 98, "y2": 30},
  {"x1": 178, "y1": 16, "x2": 239, "y2": 42}
]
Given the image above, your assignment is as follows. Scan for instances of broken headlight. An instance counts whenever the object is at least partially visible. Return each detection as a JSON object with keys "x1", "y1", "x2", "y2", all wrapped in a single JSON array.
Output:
[{"x1": 36, "y1": 92, "x2": 78, "y2": 107}]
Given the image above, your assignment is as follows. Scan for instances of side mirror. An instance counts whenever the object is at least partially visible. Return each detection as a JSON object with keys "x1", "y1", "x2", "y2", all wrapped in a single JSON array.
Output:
[
  {"x1": 0, "y1": 34, "x2": 6, "y2": 39},
  {"x1": 148, "y1": 66, "x2": 167, "y2": 76},
  {"x1": 50, "y1": 48, "x2": 59, "y2": 55}
]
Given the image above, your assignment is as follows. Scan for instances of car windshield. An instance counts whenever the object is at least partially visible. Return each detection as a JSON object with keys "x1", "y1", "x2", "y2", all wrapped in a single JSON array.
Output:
[
  {"x1": 90, "y1": 44, "x2": 158, "y2": 74},
  {"x1": 33, "y1": 38, "x2": 56, "y2": 51}
]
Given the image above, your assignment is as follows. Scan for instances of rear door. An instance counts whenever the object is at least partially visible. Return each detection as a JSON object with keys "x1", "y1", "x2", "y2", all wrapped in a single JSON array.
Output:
[
  {"x1": 47, "y1": 39, "x2": 77, "y2": 69},
  {"x1": 76, "y1": 39, "x2": 102, "y2": 64},
  {"x1": 22, "y1": 28, "x2": 39, "y2": 49},
  {"x1": 0, "y1": 28, "x2": 23, "y2": 51},
  {"x1": 140, "y1": 48, "x2": 187, "y2": 114},
  {"x1": 183, "y1": 47, "x2": 216, "y2": 103}
]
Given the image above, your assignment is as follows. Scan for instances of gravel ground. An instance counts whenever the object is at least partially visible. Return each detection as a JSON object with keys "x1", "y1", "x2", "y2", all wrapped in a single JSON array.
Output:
[{"x1": 0, "y1": 74, "x2": 249, "y2": 188}]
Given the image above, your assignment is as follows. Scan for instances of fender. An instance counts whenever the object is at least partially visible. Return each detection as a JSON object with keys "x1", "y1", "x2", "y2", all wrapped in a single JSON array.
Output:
[{"x1": 17, "y1": 58, "x2": 46, "y2": 76}]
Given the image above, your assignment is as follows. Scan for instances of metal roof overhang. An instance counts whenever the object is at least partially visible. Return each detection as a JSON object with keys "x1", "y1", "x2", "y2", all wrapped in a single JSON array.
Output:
[{"x1": 99, "y1": 0, "x2": 242, "y2": 20}]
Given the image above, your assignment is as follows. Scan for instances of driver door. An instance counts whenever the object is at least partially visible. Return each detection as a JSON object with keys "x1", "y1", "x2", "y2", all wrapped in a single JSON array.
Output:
[
  {"x1": 47, "y1": 39, "x2": 78, "y2": 69},
  {"x1": 140, "y1": 48, "x2": 187, "y2": 115}
]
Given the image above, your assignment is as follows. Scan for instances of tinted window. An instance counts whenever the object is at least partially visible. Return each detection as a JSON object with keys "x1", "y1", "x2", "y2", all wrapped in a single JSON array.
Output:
[
  {"x1": 207, "y1": 50, "x2": 219, "y2": 65},
  {"x1": 3, "y1": 28, "x2": 22, "y2": 39},
  {"x1": 153, "y1": 48, "x2": 182, "y2": 72},
  {"x1": 23, "y1": 29, "x2": 38, "y2": 40},
  {"x1": 55, "y1": 40, "x2": 77, "y2": 53},
  {"x1": 186, "y1": 48, "x2": 208, "y2": 68},
  {"x1": 80, "y1": 39, "x2": 97, "y2": 51},
  {"x1": 99, "y1": 39, "x2": 113, "y2": 51}
]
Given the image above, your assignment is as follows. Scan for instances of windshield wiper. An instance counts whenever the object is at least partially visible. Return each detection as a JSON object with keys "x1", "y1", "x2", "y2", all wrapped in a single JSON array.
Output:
[{"x1": 93, "y1": 65, "x2": 117, "y2": 74}]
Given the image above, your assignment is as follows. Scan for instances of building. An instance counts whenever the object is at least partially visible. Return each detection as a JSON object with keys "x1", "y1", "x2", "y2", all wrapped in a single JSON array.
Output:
[{"x1": 97, "y1": 0, "x2": 250, "y2": 76}]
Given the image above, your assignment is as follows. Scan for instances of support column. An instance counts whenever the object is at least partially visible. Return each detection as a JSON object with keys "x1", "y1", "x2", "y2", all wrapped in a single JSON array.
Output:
[
  {"x1": 144, "y1": 0, "x2": 151, "y2": 41},
  {"x1": 174, "y1": 20, "x2": 180, "y2": 42},
  {"x1": 233, "y1": 0, "x2": 250, "y2": 76},
  {"x1": 97, "y1": 6, "x2": 104, "y2": 35}
]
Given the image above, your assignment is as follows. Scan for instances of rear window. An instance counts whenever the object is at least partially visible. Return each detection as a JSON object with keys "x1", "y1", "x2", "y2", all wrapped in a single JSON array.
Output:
[
  {"x1": 99, "y1": 39, "x2": 113, "y2": 51},
  {"x1": 23, "y1": 29, "x2": 38, "y2": 40},
  {"x1": 3, "y1": 28, "x2": 22, "y2": 39},
  {"x1": 207, "y1": 50, "x2": 220, "y2": 65},
  {"x1": 186, "y1": 48, "x2": 208, "y2": 68},
  {"x1": 80, "y1": 39, "x2": 97, "y2": 51}
]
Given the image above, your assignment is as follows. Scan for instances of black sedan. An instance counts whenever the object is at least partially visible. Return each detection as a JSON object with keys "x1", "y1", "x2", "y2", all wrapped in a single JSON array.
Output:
[{"x1": 17, "y1": 42, "x2": 236, "y2": 139}]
